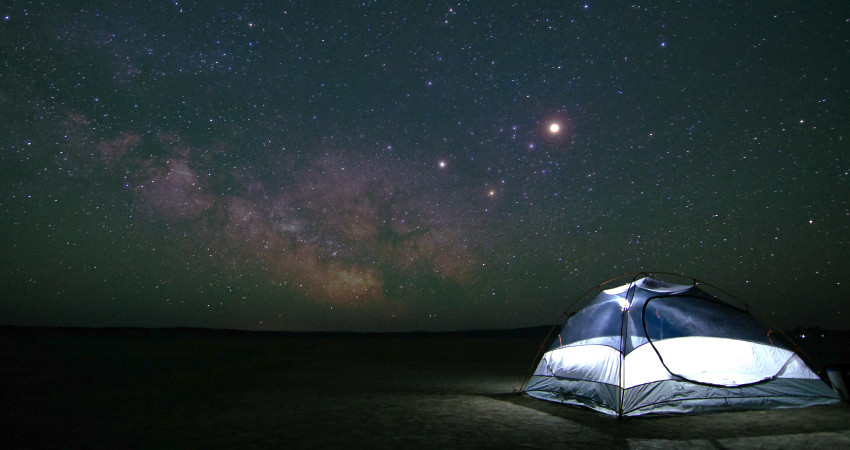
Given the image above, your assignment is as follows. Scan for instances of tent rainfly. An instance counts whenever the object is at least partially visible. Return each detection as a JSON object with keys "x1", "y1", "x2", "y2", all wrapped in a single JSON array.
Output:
[{"x1": 522, "y1": 274, "x2": 840, "y2": 416}]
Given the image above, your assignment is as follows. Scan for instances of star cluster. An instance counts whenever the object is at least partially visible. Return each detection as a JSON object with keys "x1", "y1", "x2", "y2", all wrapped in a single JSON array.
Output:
[{"x1": 1, "y1": 1, "x2": 848, "y2": 331}]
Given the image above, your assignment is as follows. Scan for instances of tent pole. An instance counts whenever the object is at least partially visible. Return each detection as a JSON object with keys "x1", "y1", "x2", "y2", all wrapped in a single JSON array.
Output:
[{"x1": 618, "y1": 276, "x2": 641, "y2": 417}]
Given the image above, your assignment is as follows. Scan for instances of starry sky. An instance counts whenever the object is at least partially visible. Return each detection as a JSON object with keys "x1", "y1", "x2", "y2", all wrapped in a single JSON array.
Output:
[{"x1": 2, "y1": 1, "x2": 849, "y2": 332}]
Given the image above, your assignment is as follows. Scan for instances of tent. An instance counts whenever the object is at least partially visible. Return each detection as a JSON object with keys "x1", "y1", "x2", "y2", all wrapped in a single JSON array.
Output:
[{"x1": 521, "y1": 273, "x2": 840, "y2": 416}]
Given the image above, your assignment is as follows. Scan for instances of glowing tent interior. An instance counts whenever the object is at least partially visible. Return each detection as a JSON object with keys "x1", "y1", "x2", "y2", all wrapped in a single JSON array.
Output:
[{"x1": 521, "y1": 273, "x2": 840, "y2": 416}]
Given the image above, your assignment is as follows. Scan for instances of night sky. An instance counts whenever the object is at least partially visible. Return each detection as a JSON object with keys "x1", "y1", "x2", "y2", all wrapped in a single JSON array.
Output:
[{"x1": 2, "y1": 1, "x2": 848, "y2": 332}]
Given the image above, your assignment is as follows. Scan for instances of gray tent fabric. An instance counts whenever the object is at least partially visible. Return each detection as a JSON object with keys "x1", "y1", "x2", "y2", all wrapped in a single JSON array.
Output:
[{"x1": 523, "y1": 275, "x2": 840, "y2": 416}]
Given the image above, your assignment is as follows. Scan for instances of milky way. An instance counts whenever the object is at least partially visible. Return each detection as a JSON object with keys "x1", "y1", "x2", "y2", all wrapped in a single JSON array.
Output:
[{"x1": 2, "y1": 2, "x2": 849, "y2": 331}]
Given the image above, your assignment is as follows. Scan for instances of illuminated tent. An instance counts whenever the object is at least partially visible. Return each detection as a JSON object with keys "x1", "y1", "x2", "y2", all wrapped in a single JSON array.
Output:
[{"x1": 522, "y1": 274, "x2": 840, "y2": 416}]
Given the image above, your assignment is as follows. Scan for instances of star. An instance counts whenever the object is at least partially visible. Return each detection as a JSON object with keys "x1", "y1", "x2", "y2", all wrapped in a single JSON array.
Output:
[{"x1": 2, "y1": 0, "x2": 846, "y2": 333}]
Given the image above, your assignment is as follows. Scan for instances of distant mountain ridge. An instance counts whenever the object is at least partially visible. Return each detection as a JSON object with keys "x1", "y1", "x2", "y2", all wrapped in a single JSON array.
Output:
[{"x1": 0, "y1": 324, "x2": 555, "y2": 339}]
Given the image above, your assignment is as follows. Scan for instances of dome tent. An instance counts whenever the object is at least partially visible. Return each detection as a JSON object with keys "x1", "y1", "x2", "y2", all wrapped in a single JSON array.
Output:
[{"x1": 521, "y1": 273, "x2": 840, "y2": 417}]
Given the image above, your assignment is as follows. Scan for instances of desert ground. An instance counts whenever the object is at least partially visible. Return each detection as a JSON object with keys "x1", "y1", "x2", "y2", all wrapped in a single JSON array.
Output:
[{"x1": 1, "y1": 327, "x2": 848, "y2": 449}]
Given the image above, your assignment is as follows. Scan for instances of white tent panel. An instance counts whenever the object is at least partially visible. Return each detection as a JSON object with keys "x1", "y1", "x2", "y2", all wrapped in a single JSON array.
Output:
[
  {"x1": 649, "y1": 337, "x2": 795, "y2": 386},
  {"x1": 542, "y1": 345, "x2": 621, "y2": 386},
  {"x1": 777, "y1": 353, "x2": 823, "y2": 379},
  {"x1": 621, "y1": 344, "x2": 674, "y2": 388}
]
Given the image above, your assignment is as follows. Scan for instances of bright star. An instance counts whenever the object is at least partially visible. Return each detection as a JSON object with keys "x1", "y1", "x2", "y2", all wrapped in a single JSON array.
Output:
[{"x1": 541, "y1": 115, "x2": 570, "y2": 142}]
